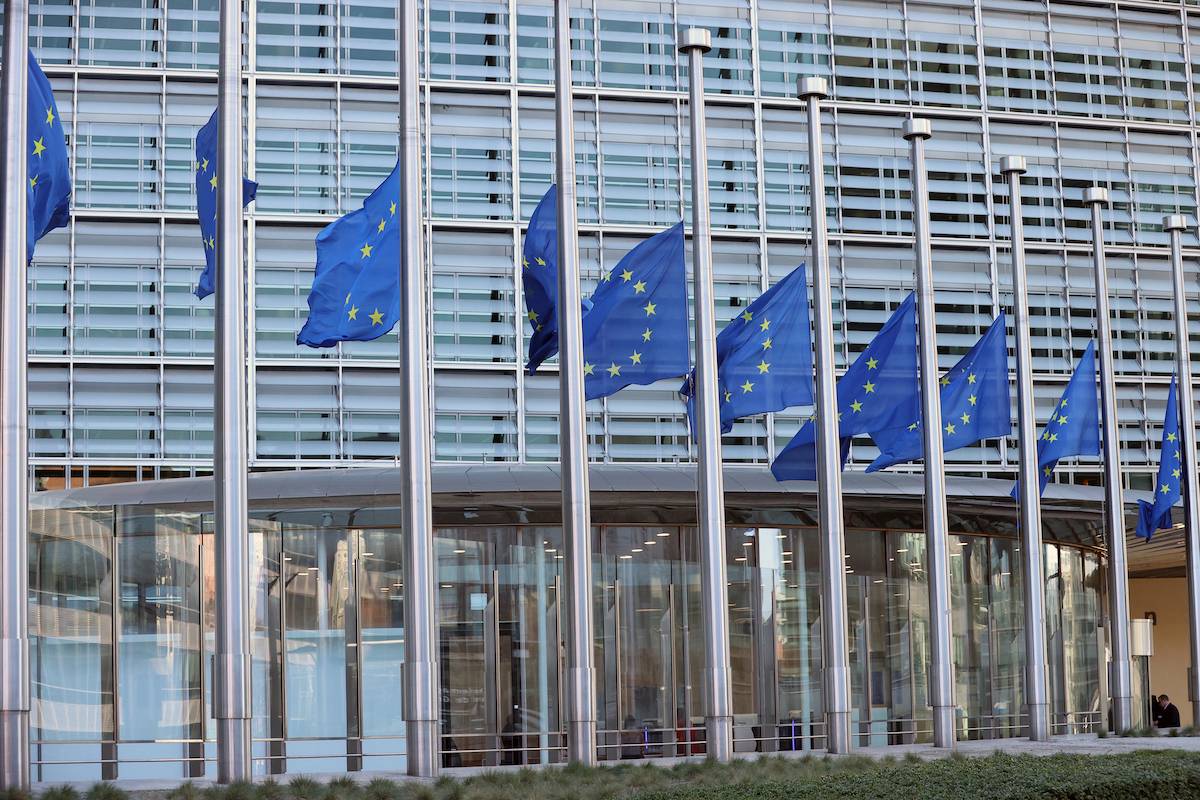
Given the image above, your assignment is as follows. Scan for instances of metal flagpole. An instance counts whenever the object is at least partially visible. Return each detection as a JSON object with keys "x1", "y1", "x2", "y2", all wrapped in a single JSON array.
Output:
[
  {"x1": 553, "y1": 0, "x2": 597, "y2": 767},
  {"x1": 1085, "y1": 187, "x2": 1132, "y2": 734},
  {"x1": 1001, "y1": 156, "x2": 1050, "y2": 742},
  {"x1": 213, "y1": 0, "x2": 253, "y2": 781},
  {"x1": 0, "y1": 0, "x2": 31, "y2": 789},
  {"x1": 398, "y1": 0, "x2": 440, "y2": 778},
  {"x1": 679, "y1": 27, "x2": 734, "y2": 763},
  {"x1": 1165, "y1": 214, "x2": 1200, "y2": 727},
  {"x1": 904, "y1": 118, "x2": 956, "y2": 749},
  {"x1": 799, "y1": 76, "x2": 852, "y2": 754}
]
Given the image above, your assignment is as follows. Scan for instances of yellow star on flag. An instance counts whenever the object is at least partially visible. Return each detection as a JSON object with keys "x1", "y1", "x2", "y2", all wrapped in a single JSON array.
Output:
[
  {"x1": 641, "y1": 328, "x2": 653, "y2": 342},
  {"x1": 741, "y1": 380, "x2": 754, "y2": 393},
  {"x1": 629, "y1": 351, "x2": 642, "y2": 365},
  {"x1": 940, "y1": 375, "x2": 950, "y2": 387},
  {"x1": 1162, "y1": 483, "x2": 1171, "y2": 495},
  {"x1": 762, "y1": 338, "x2": 772, "y2": 350},
  {"x1": 867, "y1": 357, "x2": 879, "y2": 370},
  {"x1": 45, "y1": 107, "x2": 54, "y2": 125},
  {"x1": 369, "y1": 308, "x2": 384, "y2": 326},
  {"x1": 723, "y1": 390, "x2": 733, "y2": 402},
  {"x1": 607, "y1": 363, "x2": 621, "y2": 377},
  {"x1": 1057, "y1": 415, "x2": 1068, "y2": 425},
  {"x1": 620, "y1": 269, "x2": 633, "y2": 282},
  {"x1": 1167, "y1": 432, "x2": 1178, "y2": 442},
  {"x1": 1173, "y1": 468, "x2": 1182, "y2": 479},
  {"x1": 209, "y1": 174, "x2": 218, "y2": 190},
  {"x1": 583, "y1": 362, "x2": 595, "y2": 376},
  {"x1": 757, "y1": 360, "x2": 770, "y2": 374},
  {"x1": 31, "y1": 138, "x2": 45, "y2": 157},
  {"x1": 643, "y1": 301, "x2": 656, "y2": 316},
  {"x1": 908, "y1": 422, "x2": 918, "y2": 431},
  {"x1": 968, "y1": 394, "x2": 977, "y2": 406},
  {"x1": 389, "y1": 201, "x2": 397, "y2": 215},
  {"x1": 28, "y1": 175, "x2": 38, "y2": 189},
  {"x1": 535, "y1": 256, "x2": 546, "y2": 266},
  {"x1": 377, "y1": 219, "x2": 386, "y2": 233},
  {"x1": 1044, "y1": 466, "x2": 1052, "y2": 477},
  {"x1": 1048, "y1": 433, "x2": 1058, "y2": 442},
  {"x1": 967, "y1": 373, "x2": 976, "y2": 384},
  {"x1": 960, "y1": 412, "x2": 971, "y2": 424},
  {"x1": 741, "y1": 310, "x2": 753, "y2": 322},
  {"x1": 759, "y1": 319, "x2": 771, "y2": 332},
  {"x1": 344, "y1": 293, "x2": 351, "y2": 305},
  {"x1": 528, "y1": 310, "x2": 539, "y2": 322},
  {"x1": 360, "y1": 242, "x2": 373, "y2": 258},
  {"x1": 201, "y1": 157, "x2": 209, "y2": 172},
  {"x1": 633, "y1": 280, "x2": 647, "y2": 294},
  {"x1": 944, "y1": 422, "x2": 956, "y2": 435},
  {"x1": 347, "y1": 305, "x2": 359, "y2": 321},
  {"x1": 850, "y1": 399, "x2": 863, "y2": 413},
  {"x1": 863, "y1": 381, "x2": 876, "y2": 394}
]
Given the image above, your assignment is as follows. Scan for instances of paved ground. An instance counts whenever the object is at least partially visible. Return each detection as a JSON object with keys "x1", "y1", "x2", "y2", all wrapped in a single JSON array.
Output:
[{"x1": 31, "y1": 733, "x2": 1200, "y2": 794}]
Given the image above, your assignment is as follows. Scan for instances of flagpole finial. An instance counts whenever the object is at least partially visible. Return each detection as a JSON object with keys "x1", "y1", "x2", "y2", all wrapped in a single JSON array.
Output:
[
  {"x1": 1164, "y1": 213, "x2": 1189, "y2": 232},
  {"x1": 798, "y1": 76, "x2": 828, "y2": 100},
  {"x1": 677, "y1": 27, "x2": 711, "y2": 53},
  {"x1": 999, "y1": 155, "x2": 1026, "y2": 175},
  {"x1": 1083, "y1": 186, "x2": 1110, "y2": 207},
  {"x1": 902, "y1": 118, "x2": 931, "y2": 140}
]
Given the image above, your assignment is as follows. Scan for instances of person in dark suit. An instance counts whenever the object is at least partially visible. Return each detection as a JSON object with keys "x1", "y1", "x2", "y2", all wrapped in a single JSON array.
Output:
[{"x1": 1157, "y1": 694, "x2": 1181, "y2": 728}]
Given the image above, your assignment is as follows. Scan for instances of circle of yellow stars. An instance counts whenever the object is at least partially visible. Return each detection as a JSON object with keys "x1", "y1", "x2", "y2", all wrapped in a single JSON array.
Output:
[{"x1": 342, "y1": 199, "x2": 398, "y2": 328}]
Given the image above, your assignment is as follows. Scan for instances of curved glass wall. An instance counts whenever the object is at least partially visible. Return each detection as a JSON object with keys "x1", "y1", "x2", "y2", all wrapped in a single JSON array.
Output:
[{"x1": 28, "y1": 493, "x2": 1104, "y2": 781}]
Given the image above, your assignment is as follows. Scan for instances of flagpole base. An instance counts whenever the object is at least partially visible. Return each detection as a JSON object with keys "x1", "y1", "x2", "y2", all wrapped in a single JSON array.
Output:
[
  {"x1": 1027, "y1": 703, "x2": 1051, "y2": 742},
  {"x1": 931, "y1": 705, "x2": 956, "y2": 749},
  {"x1": 406, "y1": 719, "x2": 440, "y2": 778},
  {"x1": 825, "y1": 710, "x2": 852, "y2": 754},
  {"x1": 0, "y1": 710, "x2": 29, "y2": 791},
  {"x1": 705, "y1": 716, "x2": 733, "y2": 763},
  {"x1": 566, "y1": 720, "x2": 597, "y2": 767},
  {"x1": 216, "y1": 717, "x2": 252, "y2": 784}
]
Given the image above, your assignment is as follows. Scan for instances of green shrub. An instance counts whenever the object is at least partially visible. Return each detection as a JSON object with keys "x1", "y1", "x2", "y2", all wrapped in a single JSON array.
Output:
[
  {"x1": 84, "y1": 784, "x2": 128, "y2": 800},
  {"x1": 38, "y1": 786, "x2": 79, "y2": 800},
  {"x1": 286, "y1": 778, "x2": 322, "y2": 800}
]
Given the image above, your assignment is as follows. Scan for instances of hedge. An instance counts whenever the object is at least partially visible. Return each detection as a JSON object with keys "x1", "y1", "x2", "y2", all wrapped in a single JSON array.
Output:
[{"x1": 9, "y1": 749, "x2": 1200, "y2": 800}]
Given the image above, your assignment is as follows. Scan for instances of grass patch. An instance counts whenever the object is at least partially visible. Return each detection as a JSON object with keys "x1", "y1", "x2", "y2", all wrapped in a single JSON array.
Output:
[{"x1": 23, "y1": 750, "x2": 1200, "y2": 800}]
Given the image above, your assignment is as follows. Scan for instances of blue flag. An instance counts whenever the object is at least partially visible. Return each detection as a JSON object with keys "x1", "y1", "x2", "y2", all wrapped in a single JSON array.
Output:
[
  {"x1": 582, "y1": 223, "x2": 689, "y2": 400},
  {"x1": 1013, "y1": 341, "x2": 1101, "y2": 496},
  {"x1": 1137, "y1": 376, "x2": 1183, "y2": 541},
  {"x1": 522, "y1": 185, "x2": 593, "y2": 374},
  {"x1": 679, "y1": 263, "x2": 814, "y2": 435},
  {"x1": 297, "y1": 162, "x2": 400, "y2": 348},
  {"x1": 194, "y1": 109, "x2": 259, "y2": 299},
  {"x1": 523, "y1": 186, "x2": 560, "y2": 373},
  {"x1": 867, "y1": 314, "x2": 1011, "y2": 472},
  {"x1": 26, "y1": 52, "x2": 71, "y2": 262},
  {"x1": 771, "y1": 293, "x2": 919, "y2": 481}
]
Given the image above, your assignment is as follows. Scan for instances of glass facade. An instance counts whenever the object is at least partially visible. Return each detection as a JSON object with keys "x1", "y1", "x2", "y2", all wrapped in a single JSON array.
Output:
[
  {"x1": 28, "y1": 473, "x2": 1107, "y2": 779},
  {"x1": 3, "y1": 0, "x2": 1196, "y2": 492}
]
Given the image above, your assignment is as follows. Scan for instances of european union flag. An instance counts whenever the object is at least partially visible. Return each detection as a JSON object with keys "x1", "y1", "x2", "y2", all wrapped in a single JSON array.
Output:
[
  {"x1": 297, "y1": 162, "x2": 400, "y2": 348},
  {"x1": 1137, "y1": 376, "x2": 1182, "y2": 541},
  {"x1": 26, "y1": 52, "x2": 71, "y2": 262},
  {"x1": 523, "y1": 186, "x2": 560, "y2": 372},
  {"x1": 679, "y1": 263, "x2": 814, "y2": 435},
  {"x1": 582, "y1": 222, "x2": 689, "y2": 400},
  {"x1": 867, "y1": 314, "x2": 1011, "y2": 472},
  {"x1": 194, "y1": 109, "x2": 259, "y2": 299},
  {"x1": 771, "y1": 293, "x2": 918, "y2": 481},
  {"x1": 1015, "y1": 341, "x2": 1101, "y2": 495}
]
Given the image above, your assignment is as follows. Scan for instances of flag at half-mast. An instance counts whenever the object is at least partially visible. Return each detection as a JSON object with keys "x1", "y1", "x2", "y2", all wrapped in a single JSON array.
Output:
[
  {"x1": 25, "y1": 51, "x2": 71, "y2": 262},
  {"x1": 194, "y1": 109, "x2": 259, "y2": 299},
  {"x1": 867, "y1": 313, "x2": 1011, "y2": 471},
  {"x1": 771, "y1": 293, "x2": 919, "y2": 481},
  {"x1": 582, "y1": 223, "x2": 689, "y2": 400},
  {"x1": 297, "y1": 162, "x2": 400, "y2": 348},
  {"x1": 1137, "y1": 376, "x2": 1183, "y2": 541},
  {"x1": 679, "y1": 263, "x2": 814, "y2": 435}
]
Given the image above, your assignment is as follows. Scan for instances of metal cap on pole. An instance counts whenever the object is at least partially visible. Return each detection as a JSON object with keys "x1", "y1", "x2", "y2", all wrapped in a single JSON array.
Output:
[
  {"x1": 904, "y1": 116, "x2": 956, "y2": 749},
  {"x1": 1001, "y1": 153, "x2": 1051, "y2": 742},
  {"x1": 0, "y1": 0, "x2": 31, "y2": 789},
  {"x1": 1164, "y1": 213, "x2": 1200, "y2": 728},
  {"x1": 554, "y1": 0, "x2": 598, "y2": 768},
  {"x1": 1085, "y1": 185, "x2": 1133, "y2": 733},
  {"x1": 798, "y1": 74, "x2": 852, "y2": 754},
  {"x1": 680, "y1": 26, "x2": 734, "y2": 763}
]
